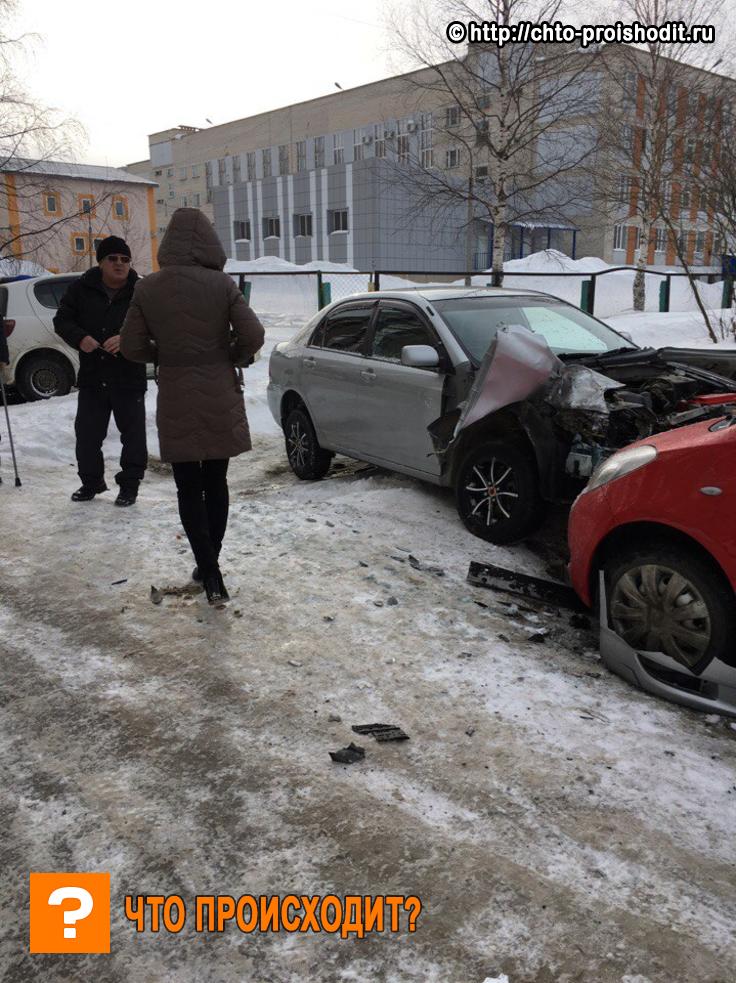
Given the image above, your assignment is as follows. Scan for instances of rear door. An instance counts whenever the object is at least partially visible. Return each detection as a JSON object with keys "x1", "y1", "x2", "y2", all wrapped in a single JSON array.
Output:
[
  {"x1": 299, "y1": 301, "x2": 376, "y2": 452},
  {"x1": 358, "y1": 300, "x2": 446, "y2": 475},
  {"x1": 28, "y1": 277, "x2": 80, "y2": 346}
]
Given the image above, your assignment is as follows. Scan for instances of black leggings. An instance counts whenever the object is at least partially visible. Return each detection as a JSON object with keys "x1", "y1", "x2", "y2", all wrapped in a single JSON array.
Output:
[{"x1": 171, "y1": 459, "x2": 230, "y2": 577}]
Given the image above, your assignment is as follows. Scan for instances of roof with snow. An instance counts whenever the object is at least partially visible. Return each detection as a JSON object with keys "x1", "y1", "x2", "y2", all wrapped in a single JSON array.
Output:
[{"x1": 0, "y1": 158, "x2": 157, "y2": 186}]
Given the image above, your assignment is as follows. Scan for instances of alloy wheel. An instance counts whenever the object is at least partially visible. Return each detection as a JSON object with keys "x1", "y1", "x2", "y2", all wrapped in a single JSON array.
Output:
[
  {"x1": 287, "y1": 420, "x2": 309, "y2": 470},
  {"x1": 463, "y1": 456, "x2": 519, "y2": 527}
]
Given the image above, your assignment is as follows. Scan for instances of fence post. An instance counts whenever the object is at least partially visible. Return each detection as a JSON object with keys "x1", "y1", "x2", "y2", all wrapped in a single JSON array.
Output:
[
  {"x1": 375, "y1": 271, "x2": 381, "y2": 291},
  {"x1": 316, "y1": 270, "x2": 323, "y2": 310},
  {"x1": 722, "y1": 276, "x2": 734, "y2": 310},
  {"x1": 318, "y1": 279, "x2": 332, "y2": 309},
  {"x1": 241, "y1": 280, "x2": 252, "y2": 305},
  {"x1": 659, "y1": 275, "x2": 670, "y2": 313},
  {"x1": 580, "y1": 277, "x2": 596, "y2": 314}
]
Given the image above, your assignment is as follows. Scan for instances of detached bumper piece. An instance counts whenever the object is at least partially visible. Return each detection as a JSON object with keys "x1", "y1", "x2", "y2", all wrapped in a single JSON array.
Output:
[
  {"x1": 598, "y1": 572, "x2": 736, "y2": 718},
  {"x1": 467, "y1": 561, "x2": 586, "y2": 612}
]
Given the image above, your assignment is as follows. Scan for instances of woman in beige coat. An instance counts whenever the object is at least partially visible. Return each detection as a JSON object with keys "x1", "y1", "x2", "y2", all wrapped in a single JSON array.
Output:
[{"x1": 121, "y1": 208, "x2": 264, "y2": 603}]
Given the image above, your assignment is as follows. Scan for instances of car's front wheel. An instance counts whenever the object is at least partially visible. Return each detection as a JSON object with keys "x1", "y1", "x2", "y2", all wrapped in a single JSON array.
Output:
[
  {"x1": 15, "y1": 354, "x2": 74, "y2": 401},
  {"x1": 605, "y1": 544, "x2": 736, "y2": 673},
  {"x1": 455, "y1": 440, "x2": 543, "y2": 544},
  {"x1": 284, "y1": 407, "x2": 333, "y2": 480}
]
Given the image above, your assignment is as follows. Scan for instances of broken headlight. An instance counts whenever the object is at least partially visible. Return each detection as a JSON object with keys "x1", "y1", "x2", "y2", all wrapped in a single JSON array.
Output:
[{"x1": 584, "y1": 444, "x2": 658, "y2": 493}]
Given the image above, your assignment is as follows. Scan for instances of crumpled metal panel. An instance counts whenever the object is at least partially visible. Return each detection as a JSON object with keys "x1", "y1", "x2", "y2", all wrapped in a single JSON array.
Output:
[{"x1": 454, "y1": 325, "x2": 562, "y2": 437}]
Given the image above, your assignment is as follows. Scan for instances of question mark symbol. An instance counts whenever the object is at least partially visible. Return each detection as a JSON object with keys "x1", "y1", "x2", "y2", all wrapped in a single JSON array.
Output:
[
  {"x1": 48, "y1": 887, "x2": 94, "y2": 939},
  {"x1": 405, "y1": 895, "x2": 422, "y2": 932}
]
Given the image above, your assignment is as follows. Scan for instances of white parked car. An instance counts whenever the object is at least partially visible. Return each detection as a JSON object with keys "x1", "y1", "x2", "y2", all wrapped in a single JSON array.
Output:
[{"x1": 0, "y1": 273, "x2": 81, "y2": 400}]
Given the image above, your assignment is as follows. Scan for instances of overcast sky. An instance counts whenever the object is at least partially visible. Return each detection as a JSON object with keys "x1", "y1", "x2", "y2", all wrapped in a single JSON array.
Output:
[{"x1": 13, "y1": 0, "x2": 400, "y2": 166}]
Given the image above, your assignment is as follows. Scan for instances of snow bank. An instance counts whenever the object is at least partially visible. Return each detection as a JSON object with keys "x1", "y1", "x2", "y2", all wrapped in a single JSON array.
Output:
[{"x1": 0, "y1": 258, "x2": 48, "y2": 277}]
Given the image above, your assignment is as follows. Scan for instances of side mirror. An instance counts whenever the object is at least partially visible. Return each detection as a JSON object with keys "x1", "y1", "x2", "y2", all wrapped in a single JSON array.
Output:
[{"x1": 401, "y1": 344, "x2": 440, "y2": 368}]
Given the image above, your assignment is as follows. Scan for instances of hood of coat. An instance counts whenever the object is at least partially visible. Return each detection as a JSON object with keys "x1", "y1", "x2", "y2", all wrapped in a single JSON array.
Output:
[{"x1": 157, "y1": 207, "x2": 227, "y2": 271}]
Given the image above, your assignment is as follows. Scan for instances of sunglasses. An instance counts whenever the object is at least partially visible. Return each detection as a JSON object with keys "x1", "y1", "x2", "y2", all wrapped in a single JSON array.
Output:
[{"x1": 105, "y1": 255, "x2": 131, "y2": 264}]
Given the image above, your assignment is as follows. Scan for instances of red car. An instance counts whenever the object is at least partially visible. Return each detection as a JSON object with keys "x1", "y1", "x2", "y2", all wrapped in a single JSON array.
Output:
[{"x1": 568, "y1": 411, "x2": 736, "y2": 715}]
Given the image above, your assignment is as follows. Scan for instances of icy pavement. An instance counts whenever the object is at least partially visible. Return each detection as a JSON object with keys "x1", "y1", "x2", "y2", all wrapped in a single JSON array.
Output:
[{"x1": 1, "y1": 313, "x2": 735, "y2": 982}]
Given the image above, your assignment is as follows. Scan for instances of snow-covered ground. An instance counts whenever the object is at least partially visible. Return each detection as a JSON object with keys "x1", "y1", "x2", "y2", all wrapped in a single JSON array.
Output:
[{"x1": 1, "y1": 311, "x2": 736, "y2": 982}]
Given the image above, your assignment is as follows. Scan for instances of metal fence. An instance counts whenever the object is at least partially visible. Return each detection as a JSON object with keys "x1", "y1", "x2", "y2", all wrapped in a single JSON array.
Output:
[{"x1": 234, "y1": 266, "x2": 733, "y2": 320}]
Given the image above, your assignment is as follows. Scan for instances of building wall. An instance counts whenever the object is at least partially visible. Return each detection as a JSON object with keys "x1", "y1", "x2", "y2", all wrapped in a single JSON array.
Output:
[{"x1": 0, "y1": 172, "x2": 157, "y2": 274}]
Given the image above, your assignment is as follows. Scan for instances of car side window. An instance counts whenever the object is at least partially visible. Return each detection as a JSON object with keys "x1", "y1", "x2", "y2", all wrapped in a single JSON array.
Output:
[
  {"x1": 33, "y1": 279, "x2": 77, "y2": 310},
  {"x1": 320, "y1": 304, "x2": 374, "y2": 354},
  {"x1": 371, "y1": 305, "x2": 436, "y2": 362}
]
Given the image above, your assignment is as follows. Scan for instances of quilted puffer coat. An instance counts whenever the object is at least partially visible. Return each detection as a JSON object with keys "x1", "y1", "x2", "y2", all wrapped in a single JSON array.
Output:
[{"x1": 120, "y1": 208, "x2": 264, "y2": 463}]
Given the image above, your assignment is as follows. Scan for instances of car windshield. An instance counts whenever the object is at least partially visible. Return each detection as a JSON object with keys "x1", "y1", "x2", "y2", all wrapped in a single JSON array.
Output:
[{"x1": 433, "y1": 295, "x2": 637, "y2": 362}]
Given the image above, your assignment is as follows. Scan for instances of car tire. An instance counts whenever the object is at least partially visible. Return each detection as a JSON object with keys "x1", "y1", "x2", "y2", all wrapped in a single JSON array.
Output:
[
  {"x1": 284, "y1": 407, "x2": 333, "y2": 480},
  {"x1": 605, "y1": 543, "x2": 736, "y2": 673},
  {"x1": 455, "y1": 440, "x2": 544, "y2": 544},
  {"x1": 15, "y1": 355, "x2": 74, "y2": 401}
]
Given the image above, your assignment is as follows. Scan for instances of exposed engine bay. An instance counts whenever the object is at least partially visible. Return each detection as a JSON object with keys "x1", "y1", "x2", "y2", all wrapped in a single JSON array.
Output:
[{"x1": 433, "y1": 325, "x2": 736, "y2": 496}]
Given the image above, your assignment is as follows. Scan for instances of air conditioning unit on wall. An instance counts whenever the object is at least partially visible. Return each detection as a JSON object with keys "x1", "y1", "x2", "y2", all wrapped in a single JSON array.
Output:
[
  {"x1": 384, "y1": 128, "x2": 396, "y2": 139},
  {"x1": 362, "y1": 134, "x2": 373, "y2": 145}
]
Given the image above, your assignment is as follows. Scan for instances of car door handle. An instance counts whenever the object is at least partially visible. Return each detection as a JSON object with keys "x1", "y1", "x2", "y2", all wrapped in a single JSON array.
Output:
[
  {"x1": 360, "y1": 368, "x2": 376, "y2": 382},
  {"x1": 303, "y1": 356, "x2": 316, "y2": 369}
]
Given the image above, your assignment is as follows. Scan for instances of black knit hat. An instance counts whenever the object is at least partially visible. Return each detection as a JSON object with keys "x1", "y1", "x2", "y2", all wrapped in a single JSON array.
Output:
[{"x1": 96, "y1": 235, "x2": 131, "y2": 263}]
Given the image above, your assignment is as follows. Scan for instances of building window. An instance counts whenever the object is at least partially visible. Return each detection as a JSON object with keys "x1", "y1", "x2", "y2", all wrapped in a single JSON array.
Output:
[
  {"x1": 71, "y1": 233, "x2": 88, "y2": 254},
  {"x1": 618, "y1": 175, "x2": 633, "y2": 205},
  {"x1": 205, "y1": 161, "x2": 212, "y2": 188},
  {"x1": 234, "y1": 220, "x2": 251, "y2": 240},
  {"x1": 353, "y1": 129, "x2": 363, "y2": 162},
  {"x1": 78, "y1": 195, "x2": 95, "y2": 217},
  {"x1": 696, "y1": 231, "x2": 706, "y2": 255},
  {"x1": 621, "y1": 124, "x2": 633, "y2": 156},
  {"x1": 613, "y1": 224, "x2": 625, "y2": 250},
  {"x1": 332, "y1": 133, "x2": 344, "y2": 165},
  {"x1": 294, "y1": 213, "x2": 313, "y2": 237},
  {"x1": 684, "y1": 137, "x2": 695, "y2": 165},
  {"x1": 701, "y1": 141, "x2": 712, "y2": 167},
  {"x1": 192, "y1": 193, "x2": 201, "y2": 207},
  {"x1": 167, "y1": 167, "x2": 174, "y2": 177},
  {"x1": 181, "y1": 196, "x2": 188, "y2": 207},
  {"x1": 191, "y1": 164, "x2": 200, "y2": 178},
  {"x1": 296, "y1": 140, "x2": 306, "y2": 172},
  {"x1": 374, "y1": 124, "x2": 385, "y2": 159},
  {"x1": 179, "y1": 166, "x2": 187, "y2": 180},
  {"x1": 328, "y1": 208, "x2": 348, "y2": 233},
  {"x1": 261, "y1": 148, "x2": 272, "y2": 178},
  {"x1": 446, "y1": 147, "x2": 460, "y2": 169},
  {"x1": 262, "y1": 216, "x2": 280, "y2": 238},
  {"x1": 314, "y1": 136, "x2": 325, "y2": 168},
  {"x1": 397, "y1": 120, "x2": 410, "y2": 164},
  {"x1": 420, "y1": 113, "x2": 433, "y2": 168},
  {"x1": 43, "y1": 191, "x2": 59, "y2": 216},
  {"x1": 446, "y1": 105, "x2": 460, "y2": 128},
  {"x1": 477, "y1": 92, "x2": 491, "y2": 110},
  {"x1": 169, "y1": 190, "x2": 175, "y2": 198},
  {"x1": 279, "y1": 144, "x2": 289, "y2": 176},
  {"x1": 93, "y1": 237, "x2": 104, "y2": 253},
  {"x1": 218, "y1": 157, "x2": 227, "y2": 183},
  {"x1": 655, "y1": 228, "x2": 667, "y2": 252},
  {"x1": 232, "y1": 155, "x2": 241, "y2": 182},
  {"x1": 112, "y1": 195, "x2": 128, "y2": 220},
  {"x1": 246, "y1": 152, "x2": 256, "y2": 182},
  {"x1": 681, "y1": 186, "x2": 691, "y2": 209},
  {"x1": 154, "y1": 169, "x2": 162, "y2": 176},
  {"x1": 475, "y1": 165, "x2": 489, "y2": 179}
]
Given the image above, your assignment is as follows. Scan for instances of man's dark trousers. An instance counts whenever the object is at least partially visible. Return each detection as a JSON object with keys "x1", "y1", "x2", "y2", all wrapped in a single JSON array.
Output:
[{"x1": 75, "y1": 385, "x2": 147, "y2": 490}]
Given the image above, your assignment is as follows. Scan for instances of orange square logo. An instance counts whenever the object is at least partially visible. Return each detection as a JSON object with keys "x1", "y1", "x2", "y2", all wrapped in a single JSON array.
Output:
[{"x1": 30, "y1": 872, "x2": 110, "y2": 953}]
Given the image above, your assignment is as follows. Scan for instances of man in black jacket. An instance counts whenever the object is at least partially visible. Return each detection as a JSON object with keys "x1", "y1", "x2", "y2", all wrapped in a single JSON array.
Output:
[{"x1": 54, "y1": 236, "x2": 147, "y2": 506}]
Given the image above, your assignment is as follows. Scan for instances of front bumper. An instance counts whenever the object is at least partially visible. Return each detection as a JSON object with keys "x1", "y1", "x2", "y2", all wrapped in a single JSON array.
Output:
[{"x1": 598, "y1": 572, "x2": 736, "y2": 717}]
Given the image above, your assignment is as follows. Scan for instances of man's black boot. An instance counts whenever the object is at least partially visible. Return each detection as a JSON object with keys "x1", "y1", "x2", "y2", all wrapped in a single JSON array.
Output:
[
  {"x1": 71, "y1": 481, "x2": 108, "y2": 502},
  {"x1": 114, "y1": 485, "x2": 138, "y2": 507}
]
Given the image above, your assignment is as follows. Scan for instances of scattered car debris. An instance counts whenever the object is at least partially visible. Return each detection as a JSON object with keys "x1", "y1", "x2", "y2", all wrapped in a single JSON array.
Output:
[
  {"x1": 408, "y1": 554, "x2": 446, "y2": 577},
  {"x1": 287, "y1": 659, "x2": 303, "y2": 668},
  {"x1": 352, "y1": 723, "x2": 410, "y2": 742},
  {"x1": 329, "y1": 742, "x2": 365, "y2": 764},
  {"x1": 467, "y1": 561, "x2": 584, "y2": 611},
  {"x1": 150, "y1": 586, "x2": 163, "y2": 605},
  {"x1": 111, "y1": 578, "x2": 128, "y2": 586},
  {"x1": 323, "y1": 615, "x2": 335, "y2": 622}
]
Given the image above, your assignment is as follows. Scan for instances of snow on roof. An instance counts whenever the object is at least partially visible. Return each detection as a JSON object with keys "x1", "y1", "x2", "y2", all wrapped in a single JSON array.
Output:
[{"x1": 0, "y1": 158, "x2": 157, "y2": 186}]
